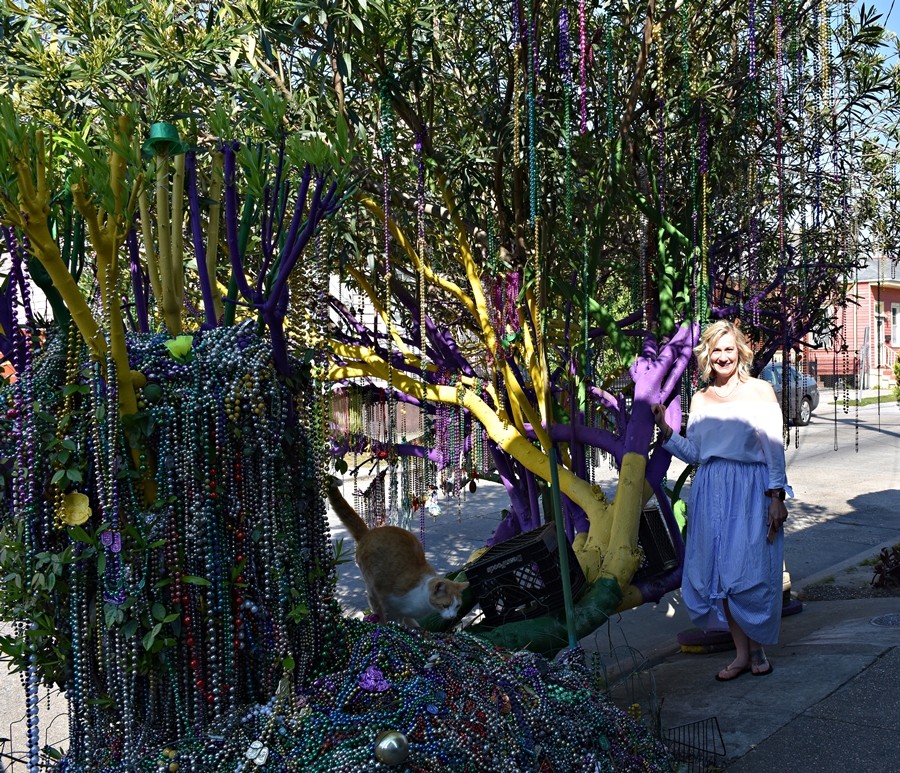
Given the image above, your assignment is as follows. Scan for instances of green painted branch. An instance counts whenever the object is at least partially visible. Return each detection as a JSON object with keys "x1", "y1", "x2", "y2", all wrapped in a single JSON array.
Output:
[
  {"x1": 656, "y1": 226, "x2": 675, "y2": 336},
  {"x1": 223, "y1": 193, "x2": 256, "y2": 327},
  {"x1": 26, "y1": 257, "x2": 69, "y2": 326},
  {"x1": 6, "y1": 156, "x2": 105, "y2": 360},
  {"x1": 205, "y1": 151, "x2": 225, "y2": 322},
  {"x1": 628, "y1": 186, "x2": 691, "y2": 250},
  {"x1": 551, "y1": 276, "x2": 637, "y2": 360},
  {"x1": 138, "y1": 189, "x2": 164, "y2": 315},
  {"x1": 468, "y1": 578, "x2": 623, "y2": 660}
]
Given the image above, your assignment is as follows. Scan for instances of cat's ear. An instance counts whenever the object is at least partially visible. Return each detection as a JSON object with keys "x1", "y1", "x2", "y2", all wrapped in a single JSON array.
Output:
[
  {"x1": 456, "y1": 581, "x2": 470, "y2": 590},
  {"x1": 433, "y1": 580, "x2": 447, "y2": 594}
]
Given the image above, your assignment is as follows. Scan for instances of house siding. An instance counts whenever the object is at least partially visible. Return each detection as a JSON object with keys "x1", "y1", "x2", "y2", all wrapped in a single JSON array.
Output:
[{"x1": 806, "y1": 279, "x2": 900, "y2": 387}]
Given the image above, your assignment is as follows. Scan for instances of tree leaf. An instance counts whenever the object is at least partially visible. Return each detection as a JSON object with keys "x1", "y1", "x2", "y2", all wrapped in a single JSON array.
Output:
[{"x1": 182, "y1": 575, "x2": 211, "y2": 585}]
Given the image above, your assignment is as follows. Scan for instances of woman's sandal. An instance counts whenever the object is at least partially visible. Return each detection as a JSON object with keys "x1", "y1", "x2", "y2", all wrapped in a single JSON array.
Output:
[
  {"x1": 750, "y1": 649, "x2": 774, "y2": 677},
  {"x1": 714, "y1": 663, "x2": 752, "y2": 682}
]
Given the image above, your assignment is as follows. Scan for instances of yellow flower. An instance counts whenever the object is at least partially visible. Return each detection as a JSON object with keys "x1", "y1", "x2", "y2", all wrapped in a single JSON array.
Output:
[
  {"x1": 164, "y1": 335, "x2": 194, "y2": 361},
  {"x1": 62, "y1": 492, "x2": 91, "y2": 526}
]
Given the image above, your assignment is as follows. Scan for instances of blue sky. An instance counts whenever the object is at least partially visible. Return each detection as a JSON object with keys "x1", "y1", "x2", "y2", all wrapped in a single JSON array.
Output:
[{"x1": 864, "y1": 0, "x2": 899, "y2": 44}]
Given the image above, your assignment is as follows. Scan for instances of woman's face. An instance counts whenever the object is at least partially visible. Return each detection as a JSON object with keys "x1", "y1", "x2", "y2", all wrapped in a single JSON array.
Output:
[{"x1": 710, "y1": 333, "x2": 739, "y2": 382}]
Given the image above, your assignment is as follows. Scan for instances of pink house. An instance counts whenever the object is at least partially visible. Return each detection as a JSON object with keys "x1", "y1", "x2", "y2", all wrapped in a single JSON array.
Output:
[{"x1": 807, "y1": 259, "x2": 900, "y2": 388}]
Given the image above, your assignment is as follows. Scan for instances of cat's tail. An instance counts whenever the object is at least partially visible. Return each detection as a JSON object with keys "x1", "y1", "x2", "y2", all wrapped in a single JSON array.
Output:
[{"x1": 327, "y1": 483, "x2": 369, "y2": 541}]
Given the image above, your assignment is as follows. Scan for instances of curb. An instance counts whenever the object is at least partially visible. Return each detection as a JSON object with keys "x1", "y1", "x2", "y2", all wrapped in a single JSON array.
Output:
[{"x1": 791, "y1": 535, "x2": 900, "y2": 592}]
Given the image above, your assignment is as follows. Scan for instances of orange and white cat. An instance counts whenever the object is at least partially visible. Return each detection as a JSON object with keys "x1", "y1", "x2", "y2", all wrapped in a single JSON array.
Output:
[{"x1": 327, "y1": 484, "x2": 469, "y2": 627}]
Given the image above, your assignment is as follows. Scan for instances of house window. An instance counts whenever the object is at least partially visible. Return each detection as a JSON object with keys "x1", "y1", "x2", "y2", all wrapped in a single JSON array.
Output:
[{"x1": 892, "y1": 303, "x2": 899, "y2": 331}]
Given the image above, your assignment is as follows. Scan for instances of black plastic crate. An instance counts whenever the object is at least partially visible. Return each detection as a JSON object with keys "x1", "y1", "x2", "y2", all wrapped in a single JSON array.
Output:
[
  {"x1": 632, "y1": 505, "x2": 679, "y2": 583},
  {"x1": 466, "y1": 523, "x2": 587, "y2": 627}
]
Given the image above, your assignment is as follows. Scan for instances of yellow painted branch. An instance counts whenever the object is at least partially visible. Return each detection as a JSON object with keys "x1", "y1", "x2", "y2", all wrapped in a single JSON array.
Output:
[
  {"x1": 154, "y1": 157, "x2": 181, "y2": 334},
  {"x1": 171, "y1": 153, "x2": 186, "y2": 303},
  {"x1": 205, "y1": 151, "x2": 225, "y2": 322},
  {"x1": 70, "y1": 117, "x2": 159, "y2": 505},
  {"x1": 357, "y1": 195, "x2": 480, "y2": 325},
  {"x1": 613, "y1": 585, "x2": 644, "y2": 614},
  {"x1": 138, "y1": 189, "x2": 163, "y2": 315},
  {"x1": 591, "y1": 452, "x2": 645, "y2": 587},
  {"x1": 433, "y1": 178, "x2": 549, "y2": 449},
  {"x1": 436, "y1": 175, "x2": 497, "y2": 352},
  {"x1": 330, "y1": 342, "x2": 500, "y2": 406},
  {"x1": 328, "y1": 347, "x2": 609, "y2": 559},
  {"x1": 518, "y1": 299, "x2": 543, "y2": 402},
  {"x1": 8, "y1": 153, "x2": 105, "y2": 360},
  {"x1": 109, "y1": 116, "x2": 129, "y2": 220}
]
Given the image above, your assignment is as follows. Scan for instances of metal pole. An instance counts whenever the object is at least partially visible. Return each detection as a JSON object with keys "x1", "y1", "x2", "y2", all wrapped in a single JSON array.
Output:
[{"x1": 548, "y1": 446, "x2": 578, "y2": 649}]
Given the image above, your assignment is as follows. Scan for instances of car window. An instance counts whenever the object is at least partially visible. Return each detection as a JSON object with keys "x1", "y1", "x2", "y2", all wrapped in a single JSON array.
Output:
[{"x1": 760, "y1": 366, "x2": 781, "y2": 386}]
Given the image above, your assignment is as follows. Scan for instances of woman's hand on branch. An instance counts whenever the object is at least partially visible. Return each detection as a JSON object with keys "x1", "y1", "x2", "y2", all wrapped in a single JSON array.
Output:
[{"x1": 651, "y1": 403, "x2": 673, "y2": 441}]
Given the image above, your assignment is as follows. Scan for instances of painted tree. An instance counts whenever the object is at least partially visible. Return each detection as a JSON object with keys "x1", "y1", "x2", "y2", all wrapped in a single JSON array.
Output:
[{"x1": 318, "y1": 0, "x2": 898, "y2": 621}]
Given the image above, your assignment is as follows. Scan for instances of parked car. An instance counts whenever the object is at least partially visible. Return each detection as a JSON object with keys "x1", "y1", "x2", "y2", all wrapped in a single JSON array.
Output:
[{"x1": 758, "y1": 364, "x2": 820, "y2": 425}]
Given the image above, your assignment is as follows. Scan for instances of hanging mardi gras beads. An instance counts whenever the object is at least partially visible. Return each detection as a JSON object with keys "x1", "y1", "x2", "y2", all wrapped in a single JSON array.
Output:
[
  {"x1": 559, "y1": 7, "x2": 574, "y2": 229},
  {"x1": 380, "y1": 76, "x2": 398, "y2": 524}
]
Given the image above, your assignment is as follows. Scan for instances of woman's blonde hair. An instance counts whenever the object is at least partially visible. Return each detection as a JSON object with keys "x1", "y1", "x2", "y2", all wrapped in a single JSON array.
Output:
[{"x1": 694, "y1": 320, "x2": 754, "y2": 383}]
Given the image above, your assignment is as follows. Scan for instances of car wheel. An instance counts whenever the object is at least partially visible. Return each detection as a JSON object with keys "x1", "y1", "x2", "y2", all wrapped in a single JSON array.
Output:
[{"x1": 798, "y1": 397, "x2": 812, "y2": 426}]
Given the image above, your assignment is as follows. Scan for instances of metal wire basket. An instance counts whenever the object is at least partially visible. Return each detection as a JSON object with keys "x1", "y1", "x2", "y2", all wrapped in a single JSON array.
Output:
[{"x1": 664, "y1": 716, "x2": 727, "y2": 773}]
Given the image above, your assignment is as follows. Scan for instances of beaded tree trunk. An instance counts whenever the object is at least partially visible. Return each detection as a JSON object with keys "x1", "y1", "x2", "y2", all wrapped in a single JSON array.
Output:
[
  {"x1": 0, "y1": 320, "x2": 344, "y2": 769},
  {"x1": 0, "y1": 103, "x2": 353, "y2": 769}
]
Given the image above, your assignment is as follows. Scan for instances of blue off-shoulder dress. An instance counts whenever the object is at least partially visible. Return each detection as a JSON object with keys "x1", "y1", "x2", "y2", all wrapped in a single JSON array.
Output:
[{"x1": 663, "y1": 401, "x2": 792, "y2": 645}]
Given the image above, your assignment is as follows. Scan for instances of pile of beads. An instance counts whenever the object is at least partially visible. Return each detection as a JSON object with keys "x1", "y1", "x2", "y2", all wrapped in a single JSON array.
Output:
[{"x1": 128, "y1": 621, "x2": 677, "y2": 773}]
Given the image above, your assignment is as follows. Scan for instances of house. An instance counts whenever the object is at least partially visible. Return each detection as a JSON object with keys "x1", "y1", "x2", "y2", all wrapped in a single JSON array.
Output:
[{"x1": 806, "y1": 258, "x2": 900, "y2": 388}]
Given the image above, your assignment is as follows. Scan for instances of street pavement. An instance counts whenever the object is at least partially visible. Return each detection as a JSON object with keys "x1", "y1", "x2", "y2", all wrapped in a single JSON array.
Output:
[{"x1": 330, "y1": 393, "x2": 900, "y2": 771}]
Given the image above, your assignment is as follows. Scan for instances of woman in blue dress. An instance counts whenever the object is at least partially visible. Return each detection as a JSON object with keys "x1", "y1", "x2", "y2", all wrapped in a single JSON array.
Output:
[{"x1": 652, "y1": 320, "x2": 790, "y2": 680}]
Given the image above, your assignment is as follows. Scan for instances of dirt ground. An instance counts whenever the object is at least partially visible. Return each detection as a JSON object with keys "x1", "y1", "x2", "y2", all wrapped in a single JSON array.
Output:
[{"x1": 799, "y1": 551, "x2": 900, "y2": 601}]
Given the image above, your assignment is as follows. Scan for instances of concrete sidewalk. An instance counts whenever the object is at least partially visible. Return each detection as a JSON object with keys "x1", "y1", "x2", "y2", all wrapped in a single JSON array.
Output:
[
  {"x1": 329, "y1": 475, "x2": 900, "y2": 772},
  {"x1": 606, "y1": 591, "x2": 900, "y2": 772}
]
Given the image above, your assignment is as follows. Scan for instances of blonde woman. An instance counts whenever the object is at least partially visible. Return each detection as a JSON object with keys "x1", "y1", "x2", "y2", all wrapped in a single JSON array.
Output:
[{"x1": 651, "y1": 320, "x2": 790, "y2": 681}]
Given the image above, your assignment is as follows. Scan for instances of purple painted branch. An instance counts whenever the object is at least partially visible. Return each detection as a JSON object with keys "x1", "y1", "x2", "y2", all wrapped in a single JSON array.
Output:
[
  {"x1": 588, "y1": 385, "x2": 621, "y2": 414},
  {"x1": 270, "y1": 172, "x2": 310, "y2": 294},
  {"x1": 660, "y1": 323, "x2": 699, "y2": 399},
  {"x1": 485, "y1": 444, "x2": 533, "y2": 546},
  {"x1": 260, "y1": 175, "x2": 338, "y2": 377},
  {"x1": 266, "y1": 175, "x2": 334, "y2": 310},
  {"x1": 126, "y1": 228, "x2": 150, "y2": 333},
  {"x1": 222, "y1": 142, "x2": 259, "y2": 305},
  {"x1": 0, "y1": 230, "x2": 17, "y2": 358},
  {"x1": 561, "y1": 494, "x2": 589, "y2": 540},
  {"x1": 525, "y1": 421, "x2": 622, "y2": 460},
  {"x1": 587, "y1": 309, "x2": 645, "y2": 340},
  {"x1": 185, "y1": 152, "x2": 218, "y2": 327},
  {"x1": 389, "y1": 280, "x2": 473, "y2": 374},
  {"x1": 390, "y1": 443, "x2": 444, "y2": 464},
  {"x1": 267, "y1": 140, "x2": 286, "y2": 250},
  {"x1": 625, "y1": 323, "x2": 697, "y2": 457},
  {"x1": 258, "y1": 185, "x2": 274, "y2": 291},
  {"x1": 523, "y1": 462, "x2": 542, "y2": 531},
  {"x1": 328, "y1": 296, "x2": 377, "y2": 346}
]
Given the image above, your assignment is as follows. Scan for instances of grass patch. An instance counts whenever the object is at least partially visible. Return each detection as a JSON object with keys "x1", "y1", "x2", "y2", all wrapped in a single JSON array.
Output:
[
  {"x1": 826, "y1": 395, "x2": 897, "y2": 407},
  {"x1": 814, "y1": 575, "x2": 836, "y2": 585},
  {"x1": 860, "y1": 542, "x2": 900, "y2": 568},
  {"x1": 845, "y1": 565, "x2": 858, "y2": 573}
]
